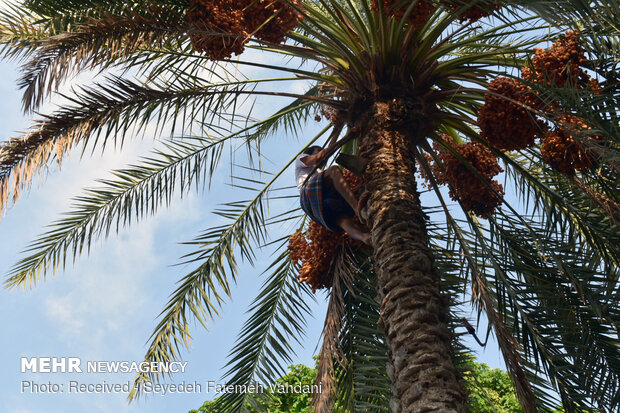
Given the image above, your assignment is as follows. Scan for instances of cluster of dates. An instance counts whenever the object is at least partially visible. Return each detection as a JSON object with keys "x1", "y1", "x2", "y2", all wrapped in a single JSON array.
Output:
[
  {"x1": 187, "y1": 0, "x2": 302, "y2": 59},
  {"x1": 477, "y1": 77, "x2": 547, "y2": 152},
  {"x1": 371, "y1": 0, "x2": 436, "y2": 29},
  {"x1": 288, "y1": 170, "x2": 364, "y2": 292},
  {"x1": 521, "y1": 30, "x2": 600, "y2": 89},
  {"x1": 478, "y1": 31, "x2": 600, "y2": 176},
  {"x1": 425, "y1": 31, "x2": 601, "y2": 218},
  {"x1": 541, "y1": 115, "x2": 599, "y2": 174},
  {"x1": 288, "y1": 222, "x2": 343, "y2": 292},
  {"x1": 423, "y1": 136, "x2": 504, "y2": 218},
  {"x1": 440, "y1": 0, "x2": 501, "y2": 22},
  {"x1": 372, "y1": 0, "x2": 501, "y2": 28}
]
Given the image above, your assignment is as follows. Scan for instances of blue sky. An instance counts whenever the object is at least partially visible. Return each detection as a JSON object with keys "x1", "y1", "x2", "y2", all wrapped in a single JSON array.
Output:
[{"x1": 0, "y1": 47, "x2": 507, "y2": 413}]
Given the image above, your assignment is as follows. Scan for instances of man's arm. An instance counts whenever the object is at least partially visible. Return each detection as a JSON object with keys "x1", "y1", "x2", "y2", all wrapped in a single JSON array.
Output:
[
  {"x1": 300, "y1": 123, "x2": 361, "y2": 166},
  {"x1": 300, "y1": 149, "x2": 328, "y2": 166}
]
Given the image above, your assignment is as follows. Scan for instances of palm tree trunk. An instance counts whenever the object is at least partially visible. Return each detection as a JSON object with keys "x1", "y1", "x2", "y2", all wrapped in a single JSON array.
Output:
[{"x1": 359, "y1": 100, "x2": 466, "y2": 413}]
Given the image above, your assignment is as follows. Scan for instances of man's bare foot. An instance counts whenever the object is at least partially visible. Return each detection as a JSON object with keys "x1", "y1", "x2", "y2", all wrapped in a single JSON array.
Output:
[
  {"x1": 347, "y1": 230, "x2": 372, "y2": 247},
  {"x1": 357, "y1": 190, "x2": 370, "y2": 222},
  {"x1": 361, "y1": 232, "x2": 371, "y2": 246},
  {"x1": 338, "y1": 217, "x2": 372, "y2": 247}
]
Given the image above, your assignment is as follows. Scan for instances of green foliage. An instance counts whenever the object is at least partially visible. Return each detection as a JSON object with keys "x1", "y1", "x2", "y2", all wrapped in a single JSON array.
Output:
[
  {"x1": 462, "y1": 357, "x2": 525, "y2": 413},
  {"x1": 190, "y1": 358, "x2": 561, "y2": 413},
  {"x1": 255, "y1": 364, "x2": 316, "y2": 413},
  {"x1": 190, "y1": 364, "x2": 316, "y2": 413}
]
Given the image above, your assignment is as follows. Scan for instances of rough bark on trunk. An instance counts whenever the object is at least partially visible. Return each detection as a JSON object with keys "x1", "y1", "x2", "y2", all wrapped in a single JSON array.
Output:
[{"x1": 359, "y1": 100, "x2": 466, "y2": 413}]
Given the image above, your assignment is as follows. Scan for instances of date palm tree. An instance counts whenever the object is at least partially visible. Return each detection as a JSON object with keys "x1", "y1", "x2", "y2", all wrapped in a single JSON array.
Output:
[{"x1": 1, "y1": 1, "x2": 619, "y2": 412}]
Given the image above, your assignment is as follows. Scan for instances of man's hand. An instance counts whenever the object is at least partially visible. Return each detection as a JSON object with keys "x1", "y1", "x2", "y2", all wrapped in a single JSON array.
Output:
[
  {"x1": 300, "y1": 148, "x2": 328, "y2": 166},
  {"x1": 300, "y1": 123, "x2": 360, "y2": 166}
]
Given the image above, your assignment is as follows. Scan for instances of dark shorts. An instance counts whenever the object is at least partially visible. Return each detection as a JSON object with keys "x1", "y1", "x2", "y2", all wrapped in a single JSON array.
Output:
[{"x1": 300, "y1": 171, "x2": 355, "y2": 233}]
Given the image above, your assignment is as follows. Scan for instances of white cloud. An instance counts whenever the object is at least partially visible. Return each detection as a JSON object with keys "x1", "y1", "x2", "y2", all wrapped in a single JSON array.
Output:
[
  {"x1": 44, "y1": 295, "x2": 86, "y2": 332},
  {"x1": 38, "y1": 189, "x2": 201, "y2": 352}
]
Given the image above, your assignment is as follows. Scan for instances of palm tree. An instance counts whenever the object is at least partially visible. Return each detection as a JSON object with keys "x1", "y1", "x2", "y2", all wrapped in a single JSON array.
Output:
[{"x1": 1, "y1": 1, "x2": 619, "y2": 412}]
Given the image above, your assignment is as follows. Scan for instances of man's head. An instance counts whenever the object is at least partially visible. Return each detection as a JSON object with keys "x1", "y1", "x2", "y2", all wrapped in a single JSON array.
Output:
[{"x1": 303, "y1": 145, "x2": 322, "y2": 155}]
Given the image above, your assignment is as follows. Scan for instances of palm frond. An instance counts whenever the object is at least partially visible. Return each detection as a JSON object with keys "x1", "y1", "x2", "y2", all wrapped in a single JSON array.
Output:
[
  {"x1": 319, "y1": 246, "x2": 391, "y2": 413},
  {"x1": 441, "y1": 145, "x2": 620, "y2": 412},
  {"x1": 0, "y1": 73, "x2": 325, "y2": 216},
  {"x1": 504, "y1": 151, "x2": 620, "y2": 268},
  {"x1": 18, "y1": 2, "x2": 188, "y2": 112},
  {"x1": 3, "y1": 136, "x2": 227, "y2": 290},
  {"x1": 214, "y1": 247, "x2": 314, "y2": 413},
  {"x1": 3, "y1": 80, "x2": 324, "y2": 289},
  {"x1": 313, "y1": 245, "x2": 355, "y2": 413},
  {"x1": 0, "y1": 2, "x2": 48, "y2": 60},
  {"x1": 129, "y1": 184, "x2": 275, "y2": 400},
  {"x1": 423, "y1": 140, "x2": 620, "y2": 411},
  {"x1": 417, "y1": 149, "x2": 543, "y2": 412},
  {"x1": 486, "y1": 211, "x2": 620, "y2": 412},
  {"x1": 129, "y1": 128, "x2": 328, "y2": 399},
  {"x1": 339, "y1": 258, "x2": 391, "y2": 413},
  {"x1": 517, "y1": 0, "x2": 620, "y2": 62}
]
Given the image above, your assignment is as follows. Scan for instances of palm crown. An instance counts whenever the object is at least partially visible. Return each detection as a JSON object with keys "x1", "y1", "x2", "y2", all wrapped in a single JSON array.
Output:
[{"x1": 0, "y1": 1, "x2": 619, "y2": 412}]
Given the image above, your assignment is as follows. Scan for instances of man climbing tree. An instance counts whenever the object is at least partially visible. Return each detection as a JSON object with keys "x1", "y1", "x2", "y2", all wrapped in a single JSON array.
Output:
[{"x1": 295, "y1": 141, "x2": 371, "y2": 245}]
